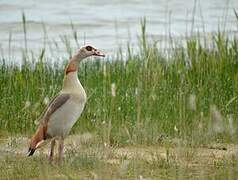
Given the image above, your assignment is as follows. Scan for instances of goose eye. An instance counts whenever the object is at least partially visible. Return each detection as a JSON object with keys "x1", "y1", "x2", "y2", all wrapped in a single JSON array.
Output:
[{"x1": 86, "y1": 46, "x2": 93, "y2": 51}]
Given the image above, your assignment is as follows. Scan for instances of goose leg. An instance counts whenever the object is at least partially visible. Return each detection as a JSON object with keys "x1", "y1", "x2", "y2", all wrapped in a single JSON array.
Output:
[
  {"x1": 48, "y1": 139, "x2": 56, "y2": 163},
  {"x1": 58, "y1": 138, "x2": 64, "y2": 164}
]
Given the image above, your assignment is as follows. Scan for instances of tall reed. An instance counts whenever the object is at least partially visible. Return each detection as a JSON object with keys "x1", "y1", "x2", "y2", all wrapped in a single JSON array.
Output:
[{"x1": 0, "y1": 17, "x2": 238, "y2": 146}]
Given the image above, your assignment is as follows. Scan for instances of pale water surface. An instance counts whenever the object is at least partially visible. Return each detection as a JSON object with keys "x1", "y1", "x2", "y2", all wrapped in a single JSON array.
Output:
[{"x1": 0, "y1": 0, "x2": 238, "y2": 61}]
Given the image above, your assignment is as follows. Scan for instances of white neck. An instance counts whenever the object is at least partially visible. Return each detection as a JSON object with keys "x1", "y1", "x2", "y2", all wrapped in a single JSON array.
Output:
[{"x1": 62, "y1": 71, "x2": 84, "y2": 92}]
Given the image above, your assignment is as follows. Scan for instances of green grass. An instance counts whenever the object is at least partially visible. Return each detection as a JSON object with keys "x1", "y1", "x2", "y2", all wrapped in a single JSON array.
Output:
[
  {"x1": 0, "y1": 15, "x2": 238, "y2": 179},
  {"x1": 0, "y1": 19, "x2": 238, "y2": 147}
]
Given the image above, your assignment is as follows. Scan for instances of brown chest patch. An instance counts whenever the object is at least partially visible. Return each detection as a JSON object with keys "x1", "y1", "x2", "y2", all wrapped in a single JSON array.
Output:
[{"x1": 65, "y1": 60, "x2": 77, "y2": 75}]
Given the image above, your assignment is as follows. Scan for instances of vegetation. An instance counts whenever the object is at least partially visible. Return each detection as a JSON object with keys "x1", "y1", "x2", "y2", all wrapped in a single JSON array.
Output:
[
  {"x1": 0, "y1": 14, "x2": 238, "y2": 179},
  {"x1": 1, "y1": 20, "x2": 238, "y2": 144},
  {"x1": 1, "y1": 143, "x2": 238, "y2": 179}
]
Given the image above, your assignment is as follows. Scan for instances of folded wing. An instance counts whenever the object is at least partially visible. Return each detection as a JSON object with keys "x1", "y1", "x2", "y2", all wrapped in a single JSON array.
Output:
[{"x1": 39, "y1": 93, "x2": 70, "y2": 126}]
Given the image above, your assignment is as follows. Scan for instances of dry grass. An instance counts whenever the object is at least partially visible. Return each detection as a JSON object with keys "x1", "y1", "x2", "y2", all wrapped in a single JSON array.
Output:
[
  {"x1": 0, "y1": 16, "x2": 238, "y2": 179},
  {"x1": 1, "y1": 134, "x2": 238, "y2": 179}
]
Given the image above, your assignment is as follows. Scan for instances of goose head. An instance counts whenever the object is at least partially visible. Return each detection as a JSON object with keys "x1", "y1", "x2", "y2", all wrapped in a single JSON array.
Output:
[{"x1": 75, "y1": 45, "x2": 105, "y2": 60}]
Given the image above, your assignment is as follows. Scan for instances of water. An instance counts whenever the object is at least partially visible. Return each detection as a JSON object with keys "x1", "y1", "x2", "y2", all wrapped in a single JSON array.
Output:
[{"x1": 0, "y1": 0, "x2": 238, "y2": 61}]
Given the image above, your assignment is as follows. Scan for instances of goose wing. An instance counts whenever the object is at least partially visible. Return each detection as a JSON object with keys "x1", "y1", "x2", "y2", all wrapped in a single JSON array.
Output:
[{"x1": 36, "y1": 93, "x2": 70, "y2": 126}]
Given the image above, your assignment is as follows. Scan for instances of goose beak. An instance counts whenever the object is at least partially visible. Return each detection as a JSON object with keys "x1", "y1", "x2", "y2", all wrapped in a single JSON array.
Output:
[{"x1": 93, "y1": 49, "x2": 105, "y2": 57}]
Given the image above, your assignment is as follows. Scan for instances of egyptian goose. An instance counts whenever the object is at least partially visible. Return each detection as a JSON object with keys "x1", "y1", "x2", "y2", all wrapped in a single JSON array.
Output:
[{"x1": 28, "y1": 45, "x2": 105, "y2": 163}]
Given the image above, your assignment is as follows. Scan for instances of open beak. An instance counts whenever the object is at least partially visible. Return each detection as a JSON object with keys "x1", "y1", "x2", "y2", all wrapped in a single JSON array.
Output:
[{"x1": 93, "y1": 50, "x2": 105, "y2": 57}]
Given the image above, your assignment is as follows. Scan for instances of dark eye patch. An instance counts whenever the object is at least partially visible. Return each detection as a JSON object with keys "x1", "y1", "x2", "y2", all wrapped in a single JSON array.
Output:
[{"x1": 86, "y1": 46, "x2": 93, "y2": 51}]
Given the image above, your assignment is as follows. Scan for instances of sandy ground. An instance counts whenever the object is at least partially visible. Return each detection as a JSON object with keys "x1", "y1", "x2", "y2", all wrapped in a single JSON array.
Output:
[{"x1": 0, "y1": 134, "x2": 238, "y2": 167}]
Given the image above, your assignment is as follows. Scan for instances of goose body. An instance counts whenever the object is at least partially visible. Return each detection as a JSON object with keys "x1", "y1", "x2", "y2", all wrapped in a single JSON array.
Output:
[
  {"x1": 47, "y1": 72, "x2": 87, "y2": 138},
  {"x1": 28, "y1": 45, "x2": 105, "y2": 163}
]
